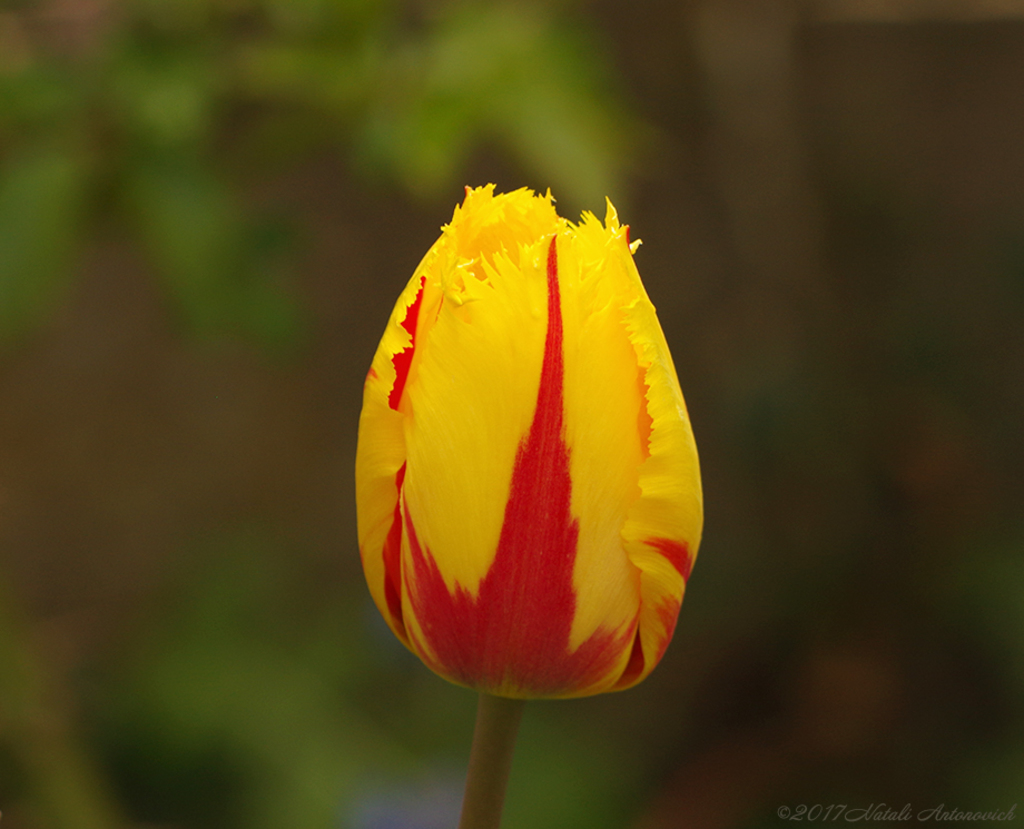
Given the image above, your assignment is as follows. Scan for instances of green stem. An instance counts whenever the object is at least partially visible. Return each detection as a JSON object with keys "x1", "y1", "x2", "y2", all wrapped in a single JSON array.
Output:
[{"x1": 458, "y1": 693, "x2": 525, "y2": 829}]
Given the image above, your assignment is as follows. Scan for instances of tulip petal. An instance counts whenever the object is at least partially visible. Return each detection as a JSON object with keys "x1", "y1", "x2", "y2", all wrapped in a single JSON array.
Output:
[
  {"x1": 401, "y1": 235, "x2": 632, "y2": 697},
  {"x1": 400, "y1": 197, "x2": 556, "y2": 599},
  {"x1": 355, "y1": 266, "x2": 433, "y2": 645},
  {"x1": 613, "y1": 201, "x2": 703, "y2": 689},
  {"x1": 558, "y1": 212, "x2": 649, "y2": 672}
]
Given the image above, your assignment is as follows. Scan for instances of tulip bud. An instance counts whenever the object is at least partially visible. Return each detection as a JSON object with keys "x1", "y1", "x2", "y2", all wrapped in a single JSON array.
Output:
[{"x1": 356, "y1": 185, "x2": 702, "y2": 699}]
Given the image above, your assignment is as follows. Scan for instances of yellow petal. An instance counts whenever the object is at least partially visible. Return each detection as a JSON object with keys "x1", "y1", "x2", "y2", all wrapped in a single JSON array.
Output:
[
  {"x1": 401, "y1": 187, "x2": 561, "y2": 601},
  {"x1": 557, "y1": 221, "x2": 647, "y2": 692},
  {"x1": 355, "y1": 261, "x2": 430, "y2": 645},
  {"x1": 616, "y1": 200, "x2": 703, "y2": 689}
]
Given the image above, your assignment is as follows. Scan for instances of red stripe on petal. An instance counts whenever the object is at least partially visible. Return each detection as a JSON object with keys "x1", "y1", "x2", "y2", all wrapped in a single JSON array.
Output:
[
  {"x1": 382, "y1": 463, "x2": 408, "y2": 640},
  {"x1": 613, "y1": 625, "x2": 645, "y2": 690},
  {"x1": 647, "y1": 537, "x2": 693, "y2": 582},
  {"x1": 405, "y1": 237, "x2": 631, "y2": 695},
  {"x1": 389, "y1": 278, "x2": 425, "y2": 410}
]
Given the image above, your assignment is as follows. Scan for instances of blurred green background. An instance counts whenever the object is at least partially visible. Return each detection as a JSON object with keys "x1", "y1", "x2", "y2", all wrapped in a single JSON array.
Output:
[{"x1": 1, "y1": 0, "x2": 1022, "y2": 827}]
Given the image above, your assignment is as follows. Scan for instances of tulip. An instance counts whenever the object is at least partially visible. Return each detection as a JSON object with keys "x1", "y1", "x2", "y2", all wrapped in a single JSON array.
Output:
[{"x1": 356, "y1": 185, "x2": 702, "y2": 700}]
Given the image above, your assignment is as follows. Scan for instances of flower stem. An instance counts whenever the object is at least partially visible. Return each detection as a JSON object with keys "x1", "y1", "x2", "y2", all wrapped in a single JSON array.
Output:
[{"x1": 458, "y1": 693, "x2": 525, "y2": 829}]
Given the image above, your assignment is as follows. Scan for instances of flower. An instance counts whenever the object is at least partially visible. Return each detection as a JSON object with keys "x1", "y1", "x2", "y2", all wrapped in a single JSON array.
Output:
[{"x1": 356, "y1": 185, "x2": 702, "y2": 699}]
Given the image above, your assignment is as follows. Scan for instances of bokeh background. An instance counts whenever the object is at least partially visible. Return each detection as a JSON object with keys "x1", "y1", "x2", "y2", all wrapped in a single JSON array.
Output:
[{"x1": 1, "y1": 0, "x2": 1023, "y2": 827}]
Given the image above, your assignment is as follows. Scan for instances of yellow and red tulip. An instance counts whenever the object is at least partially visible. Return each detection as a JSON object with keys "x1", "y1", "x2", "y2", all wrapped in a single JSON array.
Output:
[{"x1": 356, "y1": 185, "x2": 702, "y2": 699}]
